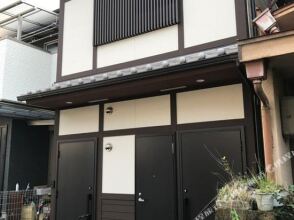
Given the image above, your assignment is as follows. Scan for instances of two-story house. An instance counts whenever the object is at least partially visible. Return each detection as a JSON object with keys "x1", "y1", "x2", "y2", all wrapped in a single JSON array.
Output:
[{"x1": 19, "y1": 0, "x2": 262, "y2": 220}]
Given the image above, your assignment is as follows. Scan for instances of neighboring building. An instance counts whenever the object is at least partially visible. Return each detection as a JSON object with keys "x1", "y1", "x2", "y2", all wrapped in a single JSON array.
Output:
[
  {"x1": 239, "y1": 0, "x2": 294, "y2": 186},
  {"x1": 19, "y1": 0, "x2": 265, "y2": 220},
  {"x1": 0, "y1": 1, "x2": 58, "y2": 192}
]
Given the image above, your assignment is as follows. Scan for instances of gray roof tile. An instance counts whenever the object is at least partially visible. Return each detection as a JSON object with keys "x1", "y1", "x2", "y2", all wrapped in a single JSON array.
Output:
[{"x1": 24, "y1": 44, "x2": 238, "y2": 96}]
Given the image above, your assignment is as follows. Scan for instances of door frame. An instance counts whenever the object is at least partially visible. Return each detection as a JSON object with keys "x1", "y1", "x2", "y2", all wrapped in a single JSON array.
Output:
[
  {"x1": 176, "y1": 126, "x2": 246, "y2": 220},
  {"x1": 0, "y1": 125, "x2": 8, "y2": 191},
  {"x1": 135, "y1": 133, "x2": 178, "y2": 220},
  {"x1": 55, "y1": 137, "x2": 98, "y2": 220}
]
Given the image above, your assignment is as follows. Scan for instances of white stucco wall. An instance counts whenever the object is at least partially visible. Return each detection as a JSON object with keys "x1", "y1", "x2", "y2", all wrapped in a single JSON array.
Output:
[
  {"x1": 0, "y1": 40, "x2": 7, "y2": 99},
  {"x1": 104, "y1": 95, "x2": 171, "y2": 131},
  {"x1": 102, "y1": 135, "x2": 135, "y2": 194},
  {"x1": 0, "y1": 38, "x2": 56, "y2": 101},
  {"x1": 97, "y1": 26, "x2": 179, "y2": 68},
  {"x1": 60, "y1": 0, "x2": 238, "y2": 72},
  {"x1": 62, "y1": 0, "x2": 94, "y2": 76},
  {"x1": 59, "y1": 105, "x2": 100, "y2": 136},
  {"x1": 183, "y1": 0, "x2": 237, "y2": 48},
  {"x1": 177, "y1": 84, "x2": 244, "y2": 124}
]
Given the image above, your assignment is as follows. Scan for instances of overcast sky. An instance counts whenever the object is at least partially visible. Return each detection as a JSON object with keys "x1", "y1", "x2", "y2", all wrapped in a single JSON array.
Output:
[{"x1": 0, "y1": 0, "x2": 59, "y2": 11}]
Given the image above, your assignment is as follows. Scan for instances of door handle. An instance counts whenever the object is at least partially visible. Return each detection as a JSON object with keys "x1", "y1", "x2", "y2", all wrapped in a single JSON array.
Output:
[
  {"x1": 78, "y1": 194, "x2": 93, "y2": 220},
  {"x1": 183, "y1": 188, "x2": 190, "y2": 220},
  {"x1": 138, "y1": 197, "x2": 145, "y2": 203}
]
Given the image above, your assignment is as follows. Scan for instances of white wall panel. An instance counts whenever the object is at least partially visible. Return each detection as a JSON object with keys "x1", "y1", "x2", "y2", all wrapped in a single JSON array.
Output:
[
  {"x1": 0, "y1": 40, "x2": 7, "y2": 99},
  {"x1": 104, "y1": 95, "x2": 171, "y2": 131},
  {"x1": 177, "y1": 84, "x2": 244, "y2": 124},
  {"x1": 184, "y1": 0, "x2": 237, "y2": 48},
  {"x1": 97, "y1": 26, "x2": 178, "y2": 68},
  {"x1": 59, "y1": 105, "x2": 99, "y2": 135},
  {"x1": 62, "y1": 0, "x2": 93, "y2": 76},
  {"x1": 104, "y1": 100, "x2": 136, "y2": 131},
  {"x1": 0, "y1": 39, "x2": 55, "y2": 101},
  {"x1": 135, "y1": 95, "x2": 171, "y2": 128},
  {"x1": 102, "y1": 135, "x2": 135, "y2": 194}
]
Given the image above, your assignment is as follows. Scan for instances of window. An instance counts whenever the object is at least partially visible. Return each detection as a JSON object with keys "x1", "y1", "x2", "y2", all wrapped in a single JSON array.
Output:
[{"x1": 94, "y1": 0, "x2": 179, "y2": 46}]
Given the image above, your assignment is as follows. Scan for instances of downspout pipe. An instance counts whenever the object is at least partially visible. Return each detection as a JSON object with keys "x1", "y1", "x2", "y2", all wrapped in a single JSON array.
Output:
[
  {"x1": 253, "y1": 80, "x2": 275, "y2": 181},
  {"x1": 253, "y1": 79, "x2": 269, "y2": 108},
  {"x1": 241, "y1": 60, "x2": 275, "y2": 181}
]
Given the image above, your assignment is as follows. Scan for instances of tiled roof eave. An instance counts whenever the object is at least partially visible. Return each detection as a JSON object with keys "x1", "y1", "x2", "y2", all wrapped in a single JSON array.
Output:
[{"x1": 18, "y1": 44, "x2": 238, "y2": 101}]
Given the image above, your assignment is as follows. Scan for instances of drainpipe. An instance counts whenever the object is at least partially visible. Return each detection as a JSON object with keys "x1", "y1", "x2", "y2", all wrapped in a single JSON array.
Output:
[
  {"x1": 245, "y1": 60, "x2": 275, "y2": 181},
  {"x1": 253, "y1": 80, "x2": 275, "y2": 181}
]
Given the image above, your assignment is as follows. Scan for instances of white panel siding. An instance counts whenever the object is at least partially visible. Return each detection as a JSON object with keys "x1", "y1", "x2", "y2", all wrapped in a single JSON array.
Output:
[
  {"x1": 104, "y1": 95, "x2": 171, "y2": 131},
  {"x1": 59, "y1": 105, "x2": 99, "y2": 135},
  {"x1": 104, "y1": 100, "x2": 136, "y2": 131},
  {"x1": 184, "y1": 0, "x2": 237, "y2": 48},
  {"x1": 102, "y1": 135, "x2": 135, "y2": 194},
  {"x1": 134, "y1": 95, "x2": 171, "y2": 128},
  {"x1": 97, "y1": 26, "x2": 178, "y2": 68},
  {"x1": 0, "y1": 40, "x2": 7, "y2": 98},
  {"x1": 62, "y1": 0, "x2": 93, "y2": 76},
  {"x1": 177, "y1": 84, "x2": 244, "y2": 124},
  {"x1": 51, "y1": 53, "x2": 58, "y2": 84},
  {"x1": 0, "y1": 39, "x2": 55, "y2": 101}
]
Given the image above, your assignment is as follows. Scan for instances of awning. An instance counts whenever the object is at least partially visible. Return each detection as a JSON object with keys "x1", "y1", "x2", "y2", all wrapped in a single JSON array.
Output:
[
  {"x1": 18, "y1": 45, "x2": 242, "y2": 110},
  {"x1": 0, "y1": 99, "x2": 54, "y2": 119}
]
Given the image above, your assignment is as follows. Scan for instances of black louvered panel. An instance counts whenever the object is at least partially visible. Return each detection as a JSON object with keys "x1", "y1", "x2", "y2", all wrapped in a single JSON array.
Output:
[{"x1": 94, "y1": 0, "x2": 179, "y2": 46}]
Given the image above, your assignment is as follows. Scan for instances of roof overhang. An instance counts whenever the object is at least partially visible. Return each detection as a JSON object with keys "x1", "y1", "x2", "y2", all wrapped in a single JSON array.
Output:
[
  {"x1": 274, "y1": 2, "x2": 294, "y2": 31},
  {"x1": 238, "y1": 30, "x2": 294, "y2": 63},
  {"x1": 18, "y1": 54, "x2": 243, "y2": 110},
  {"x1": 0, "y1": 99, "x2": 54, "y2": 120}
]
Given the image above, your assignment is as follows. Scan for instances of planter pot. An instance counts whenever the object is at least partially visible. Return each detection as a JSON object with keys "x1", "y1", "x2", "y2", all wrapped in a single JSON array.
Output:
[
  {"x1": 255, "y1": 193, "x2": 274, "y2": 211},
  {"x1": 216, "y1": 200, "x2": 231, "y2": 209},
  {"x1": 231, "y1": 200, "x2": 251, "y2": 210}
]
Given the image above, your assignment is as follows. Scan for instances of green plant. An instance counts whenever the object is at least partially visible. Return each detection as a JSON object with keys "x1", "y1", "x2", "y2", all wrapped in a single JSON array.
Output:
[
  {"x1": 251, "y1": 174, "x2": 281, "y2": 194},
  {"x1": 231, "y1": 209, "x2": 240, "y2": 220},
  {"x1": 217, "y1": 177, "x2": 251, "y2": 203},
  {"x1": 274, "y1": 185, "x2": 294, "y2": 220},
  {"x1": 216, "y1": 157, "x2": 252, "y2": 210}
]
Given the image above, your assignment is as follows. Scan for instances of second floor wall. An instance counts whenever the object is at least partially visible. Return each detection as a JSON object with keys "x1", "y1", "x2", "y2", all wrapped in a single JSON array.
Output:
[
  {"x1": 58, "y1": 0, "x2": 248, "y2": 81},
  {"x1": 0, "y1": 38, "x2": 57, "y2": 101}
]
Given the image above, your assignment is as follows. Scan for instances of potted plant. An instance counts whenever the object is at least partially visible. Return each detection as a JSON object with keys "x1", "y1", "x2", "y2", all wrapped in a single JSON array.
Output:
[
  {"x1": 216, "y1": 157, "x2": 252, "y2": 211},
  {"x1": 252, "y1": 175, "x2": 280, "y2": 211},
  {"x1": 216, "y1": 178, "x2": 252, "y2": 210}
]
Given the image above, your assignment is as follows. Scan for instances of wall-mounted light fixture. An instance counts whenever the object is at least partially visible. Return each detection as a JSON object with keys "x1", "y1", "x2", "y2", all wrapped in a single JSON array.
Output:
[
  {"x1": 105, "y1": 106, "x2": 113, "y2": 114},
  {"x1": 253, "y1": 8, "x2": 280, "y2": 34},
  {"x1": 196, "y1": 79, "x2": 205, "y2": 83},
  {"x1": 105, "y1": 143, "x2": 113, "y2": 152}
]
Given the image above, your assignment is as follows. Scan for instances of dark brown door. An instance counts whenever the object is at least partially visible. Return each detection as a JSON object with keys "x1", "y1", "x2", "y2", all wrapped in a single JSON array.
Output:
[
  {"x1": 0, "y1": 125, "x2": 8, "y2": 191},
  {"x1": 178, "y1": 128, "x2": 244, "y2": 220},
  {"x1": 136, "y1": 135, "x2": 176, "y2": 220},
  {"x1": 56, "y1": 140, "x2": 96, "y2": 220}
]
